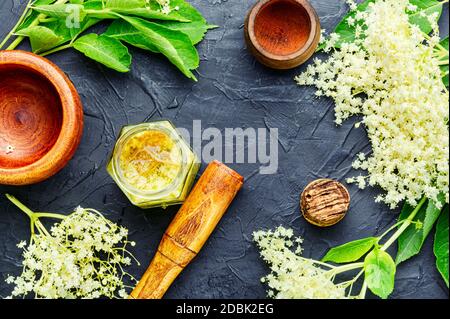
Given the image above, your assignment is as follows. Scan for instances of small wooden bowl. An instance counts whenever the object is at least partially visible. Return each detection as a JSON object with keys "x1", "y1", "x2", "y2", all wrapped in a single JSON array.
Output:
[
  {"x1": 0, "y1": 50, "x2": 83, "y2": 185},
  {"x1": 244, "y1": 0, "x2": 321, "y2": 70}
]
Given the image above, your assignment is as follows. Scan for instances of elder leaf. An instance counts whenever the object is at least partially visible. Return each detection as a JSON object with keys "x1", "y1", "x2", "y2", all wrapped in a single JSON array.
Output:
[
  {"x1": 83, "y1": 0, "x2": 189, "y2": 22},
  {"x1": 17, "y1": 0, "x2": 56, "y2": 31},
  {"x1": 109, "y1": 8, "x2": 189, "y2": 22},
  {"x1": 118, "y1": 15, "x2": 198, "y2": 80},
  {"x1": 322, "y1": 237, "x2": 378, "y2": 264},
  {"x1": 151, "y1": 0, "x2": 214, "y2": 44},
  {"x1": 408, "y1": 0, "x2": 443, "y2": 34},
  {"x1": 434, "y1": 205, "x2": 449, "y2": 287},
  {"x1": 24, "y1": 6, "x2": 101, "y2": 54},
  {"x1": 364, "y1": 248, "x2": 396, "y2": 299},
  {"x1": 15, "y1": 25, "x2": 64, "y2": 53},
  {"x1": 105, "y1": 0, "x2": 146, "y2": 8},
  {"x1": 438, "y1": 37, "x2": 449, "y2": 87},
  {"x1": 32, "y1": 4, "x2": 86, "y2": 21},
  {"x1": 396, "y1": 195, "x2": 445, "y2": 265},
  {"x1": 73, "y1": 33, "x2": 131, "y2": 72},
  {"x1": 105, "y1": 20, "x2": 158, "y2": 53}
]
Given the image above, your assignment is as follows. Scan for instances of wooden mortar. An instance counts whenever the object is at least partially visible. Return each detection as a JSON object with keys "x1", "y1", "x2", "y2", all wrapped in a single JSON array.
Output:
[
  {"x1": 0, "y1": 50, "x2": 83, "y2": 185},
  {"x1": 131, "y1": 160, "x2": 244, "y2": 299},
  {"x1": 244, "y1": 0, "x2": 321, "y2": 69}
]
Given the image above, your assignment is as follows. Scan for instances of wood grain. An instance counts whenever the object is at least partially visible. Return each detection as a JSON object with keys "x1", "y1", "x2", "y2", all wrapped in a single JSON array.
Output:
[
  {"x1": 300, "y1": 179, "x2": 350, "y2": 227},
  {"x1": 131, "y1": 160, "x2": 244, "y2": 299},
  {"x1": 244, "y1": 0, "x2": 321, "y2": 70},
  {"x1": 0, "y1": 50, "x2": 83, "y2": 185}
]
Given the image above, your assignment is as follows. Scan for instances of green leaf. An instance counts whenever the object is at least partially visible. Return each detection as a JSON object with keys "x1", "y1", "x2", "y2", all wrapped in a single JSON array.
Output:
[
  {"x1": 32, "y1": 4, "x2": 86, "y2": 21},
  {"x1": 105, "y1": 8, "x2": 189, "y2": 22},
  {"x1": 408, "y1": 0, "x2": 443, "y2": 34},
  {"x1": 364, "y1": 248, "x2": 396, "y2": 299},
  {"x1": 117, "y1": 16, "x2": 198, "y2": 80},
  {"x1": 17, "y1": 0, "x2": 56, "y2": 31},
  {"x1": 38, "y1": 16, "x2": 100, "y2": 49},
  {"x1": 105, "y1": 19, "x2": 158, "y2": 53},
  {"x1": 322, "y1": 237, "x2": 378, "y2": 263},
  {"x1": 83, "y1": 0, "x2": 103, "y2": 10},
  {"x1": 152, "y1": 0, "x2": 212, "y2": 44},
  {"x1": 438, "y1": 37, "x2": 449, "y2": 87},
  {"x1": 40, "y1": 19, "x2": 72, "y2": 45},
  {"x1": 434, "y1": 205, "x2": 449, "y2": 287},
  {"x1": 83, "y1": 0, "x2": 189, "y2": 22},
  {"x1": 15, "y1": 25, "x2": 64, "y2": 53},
  {"x1": 396, "y1": 195, "x2": 445, "y2": 265},
  {"x1": 105, "y1": 0, "x2": 146, "y2": 8},
  {"x1": 73, "y1": 33, "x2": 131, "y2": 72},
  {"x1": 26, "y1": 1, "x2": 101, "y2": 54}
]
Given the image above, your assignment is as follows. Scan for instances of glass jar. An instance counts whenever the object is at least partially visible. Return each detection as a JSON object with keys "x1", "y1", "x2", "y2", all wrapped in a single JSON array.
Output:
[{"x1": 107, "y1": 120, "x2": 199, "y2": 209}]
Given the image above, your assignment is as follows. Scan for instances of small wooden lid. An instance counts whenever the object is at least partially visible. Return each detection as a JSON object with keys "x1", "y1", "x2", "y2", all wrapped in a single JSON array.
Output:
[
  {"x1": 244, "y1": 0, "x2": 321, "y2": 70},
  {"x1": 300, "y1": 179, "x2": 350, "y2": 227}
]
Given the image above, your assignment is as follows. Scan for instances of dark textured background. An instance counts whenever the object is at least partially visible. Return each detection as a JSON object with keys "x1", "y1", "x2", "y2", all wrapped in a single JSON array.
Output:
[{"x1": 0, "y1": 0, "x2": 448, "y2": 299}]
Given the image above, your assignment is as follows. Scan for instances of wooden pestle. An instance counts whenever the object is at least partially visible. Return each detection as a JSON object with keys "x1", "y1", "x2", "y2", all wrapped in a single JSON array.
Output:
[{"x1": 131, "y1": 160, "x2": 244, "y2": 299}]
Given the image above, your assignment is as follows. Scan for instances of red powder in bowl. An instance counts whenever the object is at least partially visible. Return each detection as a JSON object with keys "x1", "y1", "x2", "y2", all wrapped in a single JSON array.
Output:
[{"x1": 254, "y1": 0, "x2": 312, "y2": 56}]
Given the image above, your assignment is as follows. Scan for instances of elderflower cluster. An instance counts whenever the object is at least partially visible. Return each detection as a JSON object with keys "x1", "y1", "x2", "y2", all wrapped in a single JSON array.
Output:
[
  {"x1": 6, "y1": 207, "x2": 137, "y2": 299},
  {"x1": 253, "y1": 226, "x2": 347, "y2": 299},
  {"x1": 295, "y1": 0, "x2": 449, "y2": 208}
]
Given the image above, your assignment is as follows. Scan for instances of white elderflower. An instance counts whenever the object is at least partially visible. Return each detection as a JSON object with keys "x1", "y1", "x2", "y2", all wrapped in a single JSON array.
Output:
[
  {"x1": 155, "y1": 0, "x2": 172, "y2": 15},
  {"x1": 16, "y1": 241, "x2": 27, "y2": 249},
  {"x1": 295, "y1": 0, "x2": 449, "y2": 209},
  {"x1": 406, "y1": 4, "x2": 418, "y2": 12},
  {"x1": 324, "y1": 33, "x2": 341, "y2": 52},
  {"x1": 5, "y1": 196, "x2": 139, "y2": 299},
  {"x1": 253, "y1": 226, "x2": 348, "y2": 299},
  {"x1": 346, "y1": 0, "x2": 358, "y2": 11}
]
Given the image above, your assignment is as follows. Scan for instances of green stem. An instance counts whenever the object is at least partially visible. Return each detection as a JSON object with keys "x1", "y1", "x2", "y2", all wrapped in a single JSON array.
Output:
[
  {"x1": 359, "y1": 282, "x2": 368, "y2": 299},
  {"x1": 0, "y1": 0, "x2": 33, "y2": 50},
  {"x1": 35, "y1": 220, "x2": 51, "y2": 237},
  {"x1": 6, "y1": 36, "x2": 26, "y2": 50},
  {"x1": 434, "y1": 47, "x2": 449, "y2": 59},
  {"x1": 381, "y1": 197, "x2": 427, "y2": 251},
  {"x1": 378, "y1": 219, "x2": 412, "y2": 241},
  {"x1": 5, "y1": 0, "x2": 69, "y2": 50},
  {"x1": 6, "y1": 194, "x2": 35, "y2": 220},
  {"x1": 342, "y1": 269, "x2": 364, "y2": 297},
  {"x1": 35, "y1": 212, "x2": 66, "y2": 220},
  {"x1": 327, "y1": 262, "x2": 364, "y2": 277},
  {"x1": 38, "y1": 17, "x2": 57, "y2": 23},
  {"x1": 40, "y1": 43, "x2": 73, "y2": 56},
  {"x1": 305, "y1": 257, "x2": 336, "y2": 269}
]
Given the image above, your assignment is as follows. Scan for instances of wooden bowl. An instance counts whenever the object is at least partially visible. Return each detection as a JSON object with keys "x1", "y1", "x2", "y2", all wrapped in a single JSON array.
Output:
[
  {"x1": 244, "y1": 0, "x2": 321, "y2": 69},
  {"x1": 0, "y1": 50, "x2": 83, "y2": 185}
]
